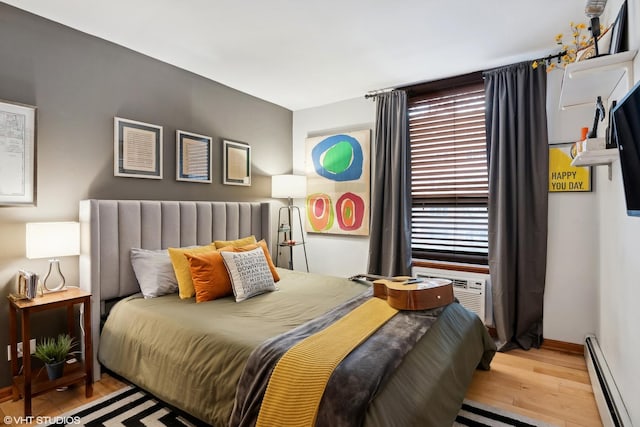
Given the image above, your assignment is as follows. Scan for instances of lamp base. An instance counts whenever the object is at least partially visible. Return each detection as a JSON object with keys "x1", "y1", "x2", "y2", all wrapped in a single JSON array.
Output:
[{"x1": 43, "y1": 259, "x2": 67, "y2": 293}]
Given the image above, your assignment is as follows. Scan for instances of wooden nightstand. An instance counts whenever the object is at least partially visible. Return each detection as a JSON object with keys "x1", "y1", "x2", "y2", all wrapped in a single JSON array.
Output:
[{"x1": 7, "y1": 287, "x2": 93, "y2": 416}]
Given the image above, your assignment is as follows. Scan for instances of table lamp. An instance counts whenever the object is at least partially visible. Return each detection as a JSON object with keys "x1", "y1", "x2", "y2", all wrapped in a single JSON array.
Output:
[{"x1": 26, "y1": 221, "x2": 80, "y2": 292}]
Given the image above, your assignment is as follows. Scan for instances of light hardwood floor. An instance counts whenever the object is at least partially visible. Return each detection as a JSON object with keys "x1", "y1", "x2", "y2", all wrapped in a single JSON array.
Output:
[
  {"x1": 466, "y1": 348, "x2": 602, "y2": 426},
  {"x1": 0, "y1": 374, "x2": 125, "y2": 425},
  {"x1": 1, "y1": 347, "x2": 601, "y2": 426}
]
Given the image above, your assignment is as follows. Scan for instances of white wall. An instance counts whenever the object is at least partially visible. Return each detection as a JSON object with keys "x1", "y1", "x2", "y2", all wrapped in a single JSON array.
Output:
[
  {"x1": 291, "y1": 97, "x2": 376, "y2": 277},
  {"x1": 593, "y1": 0, "x2": 640, "y2": 423},
  {"x1": 290, "y1": 2, "x2": 639, "y2": 422},
  {"x1": 545, "y1": 71, "x2": 599, "y2": 344},
  {"x1": 292, "y1": 81, "x2": 599, "y2": 345},
  {"x1": 597, "y1": 136, "x2": 640, "y2": 425}
]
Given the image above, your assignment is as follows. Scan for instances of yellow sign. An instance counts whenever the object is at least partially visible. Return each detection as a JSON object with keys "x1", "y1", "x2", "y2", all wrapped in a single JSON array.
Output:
[{"x1": 549, "y1": 146, "x2": 591, "y2": 192}]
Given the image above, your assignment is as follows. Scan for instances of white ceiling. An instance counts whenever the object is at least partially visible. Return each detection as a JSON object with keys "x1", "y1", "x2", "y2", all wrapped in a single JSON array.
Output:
[{"x1": 5, "y1": 0, "x2": 590, "y2": 111}]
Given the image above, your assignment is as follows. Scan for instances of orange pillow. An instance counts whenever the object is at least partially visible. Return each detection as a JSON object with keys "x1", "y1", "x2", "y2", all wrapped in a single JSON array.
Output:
[
  {"x1": 235, "y1": 240, "x2": 280, "y2": 282},
  {"x1": 185, "y1": 246, "x2": 234, "y2": 303}
]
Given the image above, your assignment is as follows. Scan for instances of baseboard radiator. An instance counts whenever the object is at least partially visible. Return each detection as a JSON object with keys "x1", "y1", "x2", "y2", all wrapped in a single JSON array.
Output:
[{"x1": 584, "y1": 335, "x2": 632, "y2": 427}]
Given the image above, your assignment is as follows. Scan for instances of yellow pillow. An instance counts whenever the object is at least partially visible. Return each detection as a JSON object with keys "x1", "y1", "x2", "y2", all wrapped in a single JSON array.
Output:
[
  {"x1": 185, "y1": 247, "x2": 234, "y2": 303},
  {"x1": 214, "y1": 235, "x2": 257, "y2": 249},
  {"x1": 168, "y1": 244, "x2": 217, "y2": 299},
  {"x1": 235, "y1": 240, "x2": 280, "y2": 282}
]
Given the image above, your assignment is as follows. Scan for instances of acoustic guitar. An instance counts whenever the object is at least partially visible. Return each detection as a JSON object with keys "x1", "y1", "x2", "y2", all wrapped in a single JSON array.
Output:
[{"x1": 349, "y1": 273, "x2": 454, "y2": 311}]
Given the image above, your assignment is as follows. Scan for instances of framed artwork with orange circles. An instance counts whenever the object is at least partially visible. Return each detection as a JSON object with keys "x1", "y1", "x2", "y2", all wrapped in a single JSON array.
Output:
[{"x1": 305, "y1": 129, "x2": 370, "y2": 236}]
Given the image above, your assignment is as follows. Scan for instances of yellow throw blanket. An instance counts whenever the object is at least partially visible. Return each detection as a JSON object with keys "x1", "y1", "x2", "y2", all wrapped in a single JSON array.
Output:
[{"x1": 256, "y1": 297, "x2": 399, "y2": 427}]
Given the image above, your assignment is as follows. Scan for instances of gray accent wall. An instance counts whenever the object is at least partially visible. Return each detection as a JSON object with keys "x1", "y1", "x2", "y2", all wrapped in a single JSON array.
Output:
[{"x1": 0, "y1": 4, "x2": 292, "y2": 388}]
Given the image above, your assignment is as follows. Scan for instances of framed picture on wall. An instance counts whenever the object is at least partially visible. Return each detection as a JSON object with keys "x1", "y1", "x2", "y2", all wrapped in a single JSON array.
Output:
[
  {"x1": 305, "y1": 129, "x2": 371, "y2": 235},
  {"x1": 0, "y1": 99, "x2": 37, "y2": 206},
  {"x1": 176, "y1": 130, "x2": 212, "y2": 183},
  {"x1": 114, "y1": 117, "x2": 163, "y2": 179},
  {"x1": 222, "y1": 139, "x2": 251, "y2": 186},
  {"x1": 549, "y1": 143, "x2": 592, "y2": 192}
]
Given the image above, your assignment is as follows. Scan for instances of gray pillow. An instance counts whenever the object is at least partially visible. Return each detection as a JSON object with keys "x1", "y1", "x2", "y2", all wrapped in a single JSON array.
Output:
[
  {"x1": 220, "y1": 247, "x2": 277, "y2": 302},
  {"x1": 130, "y1": 248, "x2": 178, "y2": 298}
]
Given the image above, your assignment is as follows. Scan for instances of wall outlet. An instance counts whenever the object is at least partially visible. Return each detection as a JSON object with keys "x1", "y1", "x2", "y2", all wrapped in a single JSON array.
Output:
[{"x1": 6, "y1": 339, "x2": 36, "y2": 361}]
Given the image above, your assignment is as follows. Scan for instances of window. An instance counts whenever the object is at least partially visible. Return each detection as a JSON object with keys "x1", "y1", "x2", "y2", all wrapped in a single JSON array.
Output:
[{"x1": 408, "y1": 74, "x2": 488, "y2": 265}]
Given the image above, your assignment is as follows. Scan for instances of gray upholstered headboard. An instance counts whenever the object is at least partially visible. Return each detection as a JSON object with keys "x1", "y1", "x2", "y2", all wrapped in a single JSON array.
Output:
[{"x1": 78, "y1": 199, "x2": 271, "y2": 380}]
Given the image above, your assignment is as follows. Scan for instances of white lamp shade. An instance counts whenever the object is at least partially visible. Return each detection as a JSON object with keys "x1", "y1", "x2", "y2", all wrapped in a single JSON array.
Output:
[
  {"x1": 26, "y1": 222, "x2": 80, "y2": 259},
  {"x1": 271, "y1": 174, "x2": 307, "y2": 199}
]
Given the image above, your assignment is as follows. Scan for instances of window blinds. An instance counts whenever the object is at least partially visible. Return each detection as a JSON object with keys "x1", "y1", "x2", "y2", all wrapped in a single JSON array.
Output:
[{"x1": 409, "y1": 82, "x2": 489, "y2": 263}]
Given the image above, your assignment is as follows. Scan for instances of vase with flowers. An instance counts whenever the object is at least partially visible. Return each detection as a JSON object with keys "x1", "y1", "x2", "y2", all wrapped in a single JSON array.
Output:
[{"x1": 533, "y1": 21, "x2": 600, "y2": 72}]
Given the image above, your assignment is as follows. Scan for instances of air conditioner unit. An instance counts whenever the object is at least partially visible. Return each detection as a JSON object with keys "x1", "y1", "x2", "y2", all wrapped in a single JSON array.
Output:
[{"x1": 412, "y1": 266, "x2": 492, "y2": 325}]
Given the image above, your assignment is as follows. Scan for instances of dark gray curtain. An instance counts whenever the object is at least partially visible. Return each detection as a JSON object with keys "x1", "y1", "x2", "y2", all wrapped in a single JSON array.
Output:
[
  {"x1": 367, "y1": 90, "x2": 412, "y2": 277},
  {"x1": 483, "y1": 62, "x2": 549, "y2": 351}
]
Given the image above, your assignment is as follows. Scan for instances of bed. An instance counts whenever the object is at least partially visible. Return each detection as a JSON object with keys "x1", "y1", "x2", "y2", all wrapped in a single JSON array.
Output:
[{"x1": 79, "y1": 199, "x2": 496, "y2": 427}]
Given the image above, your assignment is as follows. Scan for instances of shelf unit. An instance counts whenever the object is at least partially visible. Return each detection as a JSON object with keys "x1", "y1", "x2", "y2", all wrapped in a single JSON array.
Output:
[
  {"x1": 275, "y1": 205, "x2": 309, "y2": 272},
  {"x1": 571, "y1": 148, "x2": 618, "y2": 166},
  {"x1": 571, "y1": 143, "x2": 619, "y2": 180},
  {"x1": 560, "y1": 52, "x2": 636, "y2": 180},
  {"x1": 559, "y1": 50, "x2": 637, "y2": 110},
  {"x1": 13, "y1": 361, "x2": 85, "y2": 398}
]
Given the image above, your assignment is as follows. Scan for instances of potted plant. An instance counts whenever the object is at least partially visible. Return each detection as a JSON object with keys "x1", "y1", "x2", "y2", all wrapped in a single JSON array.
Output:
[{"x1": 33, "y1": 334, "x2": 77, "y2": 380}]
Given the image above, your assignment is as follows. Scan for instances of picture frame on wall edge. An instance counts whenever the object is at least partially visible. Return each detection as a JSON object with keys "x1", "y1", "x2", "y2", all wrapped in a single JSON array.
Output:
[
  {"x1": 0, "y1": 99, "x2": 37, "y2": 206},
  {"x1": 610, "y1": 0, "x2": 627, "y2": 54}
]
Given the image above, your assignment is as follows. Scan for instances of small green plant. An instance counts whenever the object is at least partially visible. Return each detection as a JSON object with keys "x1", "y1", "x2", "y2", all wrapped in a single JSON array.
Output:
[{"x1": 33, "y1": 334, "x2": 77, "y2": 365}]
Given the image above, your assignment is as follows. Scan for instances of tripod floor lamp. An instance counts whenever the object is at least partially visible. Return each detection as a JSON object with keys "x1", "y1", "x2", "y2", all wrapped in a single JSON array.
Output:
[{"x1": 271, "y1": 174, "x2": 309, "y2": 272}]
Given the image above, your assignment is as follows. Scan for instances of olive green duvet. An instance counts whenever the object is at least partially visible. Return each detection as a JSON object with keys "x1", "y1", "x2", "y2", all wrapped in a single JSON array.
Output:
[{"x1": 98, "y1": 268, "x2": 495, "y2": 427}]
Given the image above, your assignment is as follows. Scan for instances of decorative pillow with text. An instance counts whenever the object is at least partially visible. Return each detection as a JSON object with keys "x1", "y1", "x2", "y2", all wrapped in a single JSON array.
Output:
[
  {"x1": 234, "y1": 240, "x2": 280, "y2": 282},
  {"x1": 220, "y1": 247, "x2": 277, "y2": 302}
]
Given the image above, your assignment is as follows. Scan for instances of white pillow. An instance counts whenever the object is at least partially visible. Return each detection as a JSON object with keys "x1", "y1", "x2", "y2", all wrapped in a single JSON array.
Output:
[
  {"x1": 130, "y1": 248, "x2": 178, "y2": 298},
  {"x1": 220, "y1": 247, "x2": 277, "y2": 302}
]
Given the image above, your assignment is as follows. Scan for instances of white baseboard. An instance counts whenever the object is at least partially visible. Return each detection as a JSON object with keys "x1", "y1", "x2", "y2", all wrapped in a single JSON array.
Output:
[{"x1": 584, "y1": 334, "x2": 632, "y2": 427}]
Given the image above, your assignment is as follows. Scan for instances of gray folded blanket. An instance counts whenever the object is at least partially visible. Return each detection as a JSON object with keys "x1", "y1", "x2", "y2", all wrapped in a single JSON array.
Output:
[{"x1": 229, "y1": 289, "x2": 450, "y2": 427}]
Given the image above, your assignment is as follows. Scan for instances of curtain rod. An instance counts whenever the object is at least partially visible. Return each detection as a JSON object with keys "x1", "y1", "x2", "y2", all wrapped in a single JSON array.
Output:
[
  {"x1": 533, "y1": 50, "x2": 568, "y2": 66},
  {"x1": 365, "y1": 54, "x2": 561, "y2": 100},
  {"x1": 366, "y1": 71, "x2": 484, "y2": 99},
  {"x1": 364, "y1": 87, "x2": 395, "y2": 99}
]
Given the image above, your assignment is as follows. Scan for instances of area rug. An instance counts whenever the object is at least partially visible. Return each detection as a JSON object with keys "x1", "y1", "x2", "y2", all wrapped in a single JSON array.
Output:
[
  {"x1": 41, "y1": 385, "x2": 554, "y2": 427},
  {"x1": 454, "y1": 399, "x2": 557, "y2": 427},
  {"x1": 39, "y1": 385, "x2": 208, "y2": 427}
]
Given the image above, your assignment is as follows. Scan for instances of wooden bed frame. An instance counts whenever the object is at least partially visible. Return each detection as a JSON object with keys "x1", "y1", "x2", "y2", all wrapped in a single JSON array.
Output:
[{"x1": 79, "y1": 199, "x2": 272, "y2": 381}]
